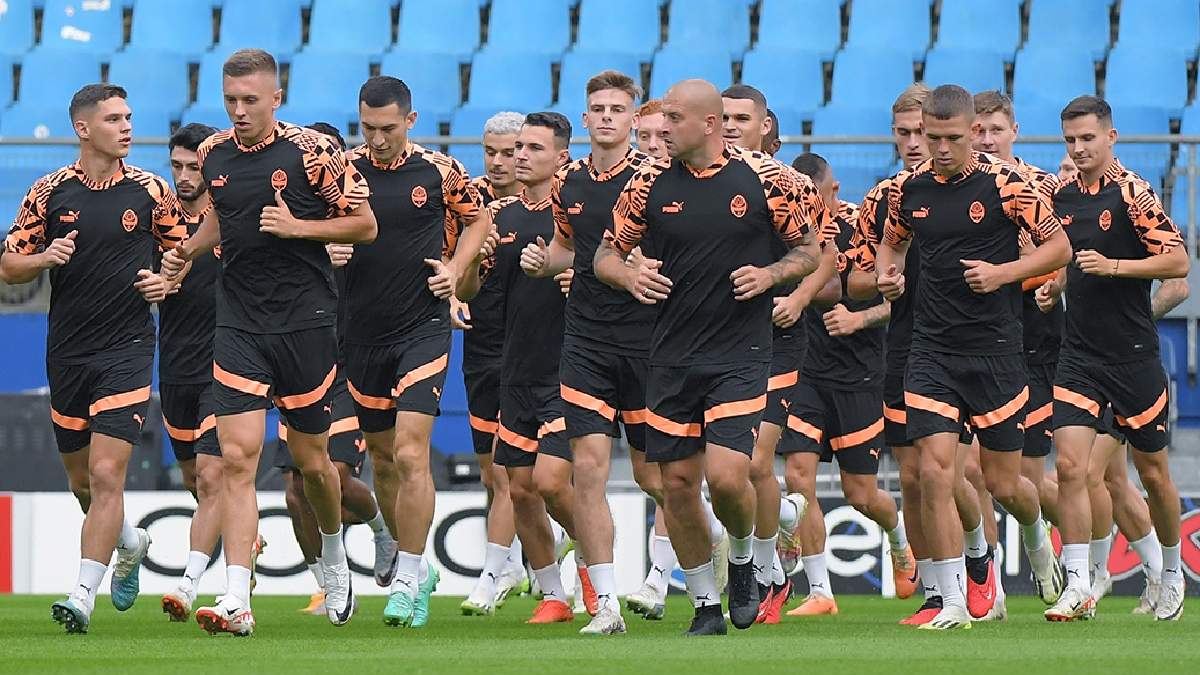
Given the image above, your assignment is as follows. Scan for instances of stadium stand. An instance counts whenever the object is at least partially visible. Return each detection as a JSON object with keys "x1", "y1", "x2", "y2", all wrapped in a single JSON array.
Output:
[
  {"x1": 1013, "y1": 47, "x2": 1097, "y2": 106},
  {"x1": 128, "y1": 0, "x2": 215, "y2": 59},
  {"x1": 16, "y1": 47, "x2": 103, "y2": 103},
  {"x1": 0, "y1": 0, "x2": 36, "y2": 57},
  {"x1": 811, "y1": 105, "x2": 894, "y2": 175},
  {"x1": 1115, "y1": 0, "x2": 1199, "y2": 60},
  {"x1": 464, "y1": 50, "x2": 553, "y2": 110},
  {"x1": 649, "y1": 47, "x2": 732, "y2": 99},
  {"x1": 1108, "y1": 104, "x2": 1173, "y2": 191},
  {"x1": 922, "y1": 46, "x2": 1005, "y2": 94},
  {"x1": 41, "y1": 0, "x2": 124, "y2": 54},
  {"x1": 845, "y1": 0, "x2": 932, "y2": 61},
  {"x1": 1026, "y1": 0, "x2": 1112, "y2": 61},
  {"x1": 215, "y1": 0, "x2": 305, "y2": 59},
  {"x1": 486, "y1": 0, "x2": 571, "y2": 56},
  {"x1": 396, "y1": 0, "x2": 479, "y2": 62},
  {"x1": 741, "y1": 48, "x2": 824, "y2": 122},
  {"x1": 663, "y1": 0, "x2": 750, "y2": 59},
  {"x1": 934, "y1": 0, "x2": 1021, "y2": 61},
  {"x1": 307, "y1": 0, "x2": 393, "y2": 56},
  {"x1": 379, "y1": 50, "x2": 464, "y2": 123},
  {"x1": 756, "y1": 0, "x2": 841, "y2": 61},
  {"x1": 1104, "y1": 45, "x2": 1189, "y2": 118},
  {"x1": 107, "y1": 50, "x2": 190, "y2": 136},
  {"x1": 574, "y1": 0, "x2": 661, "y2": 60},
  {"x1": 829, "y1": 47, "x2": 915, "y2": 109},
  {"x1": 0, "y1": 55, "x2": 13, "y2": 108},
  {"x1": 556, "y1": 50, "x2": 644, "y2": 113},
  {"x1": 286, "y1": 50, "x2": 372, "y2": 129}
]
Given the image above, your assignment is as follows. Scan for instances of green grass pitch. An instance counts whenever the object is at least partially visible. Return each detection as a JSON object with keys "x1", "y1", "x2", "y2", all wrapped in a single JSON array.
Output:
[{"x1": 1, "y1": 594, "x2": 1196, "y2": 674}]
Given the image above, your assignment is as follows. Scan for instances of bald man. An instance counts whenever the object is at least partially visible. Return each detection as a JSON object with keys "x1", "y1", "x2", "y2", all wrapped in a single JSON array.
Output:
[{"x1": 595, "y1": 80, "x2": 826, "y2": 636}]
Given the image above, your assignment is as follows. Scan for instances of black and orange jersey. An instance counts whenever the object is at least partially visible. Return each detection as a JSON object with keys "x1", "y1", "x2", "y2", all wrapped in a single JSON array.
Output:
[
  {"x1": 198, "y1": 121, "x2": 370, "y2": 334},
  {"x1": 481, "y1": 192, "x2": 564, "y2": 386},
  {"x1": 608, "y1": 143, "x2": 826, "y2": 366},
  {"x1": 883, "y1": 152, "x2": 1062, "y2": 356},
  {"x1": 159, "y1": 205, "x2": 219, "y2": 383},
  {"x1": 771, "y1": 164, "x2": 823, "y2": 354},
  {"x1": 344, "y1": 143, "x2": 482, "y2": 345},
  {"x1": 461, "y1": 174, "x2": 507, "y2": 366},
  {"x1": 1054, "y1": 158, "x2": 1183, "y2": 362},
  {"x1": 801, "y1": 200, "x2": 885, "y2": 387},
  {"x1": 849, "y1": 175, "x2": 921, "y2": 370},
  {"x1": 1014, "y1": 158, "x2": 1065, "y2": 365},
  {"x1": 5, "y1": 161, "x2": 186, "y2": 361},
  {"x1": 554, "y1": 147, "x2": 656, "y2": 355}
]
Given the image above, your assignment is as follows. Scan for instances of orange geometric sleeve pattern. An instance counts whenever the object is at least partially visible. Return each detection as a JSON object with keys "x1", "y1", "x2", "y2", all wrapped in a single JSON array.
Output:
[
  {"x1": 3, "y1": 171, "x2": 59, "y2": 254},
  {"x1": 1117, "y1": 173, "x2": 1183, "y2": 255},
  {"x1": 291, "y1": 127, "x2": 371, "y2": 216},
  {"x1": 740, "y1": 151, "x2": 817, "y2": 246},
  {"x1": 849, "y1": 178, "x2": 890, "y2": 273},
  {"x1": 607, "y1": 160, "x2": 666, "y2": 257},
  {"x1": 883, "y1": 165, "x2": 922, "y2": 246},
  {"x1": 551, "y1": 161, "x2": 582, "y2": 243},
  {"x1": 989, "y1": 161, "x2": 1061, "y2": 245},
  {"x1": 129, "y1": 168, "x2": 188, "y2": 252},
  {"x1": 477, "y1": 196, "x2": 520, "y2": 282}
]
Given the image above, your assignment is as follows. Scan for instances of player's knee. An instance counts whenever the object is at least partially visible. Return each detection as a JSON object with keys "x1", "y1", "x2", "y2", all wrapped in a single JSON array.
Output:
[
  {"x1": 1136, "y1": 459, "x2": 1171, "y2": 493},
  {"x1": 918, "y1": 458, "x2": 953, "y2": 490},
  {"x1": 983, "y1": 474, "x2": 1016, "y2": 502},
  {"x1": 181, "y1": 470, "x2": 198, "y2": 499},
  {"x1": 1055, "y1": 452, "x2": 1087, "y2": 485},
  {"x1": 844, "y1": 488, "x2": 872, "y2": 514},
  {"x1": 88, "y1": 458, "x2": 126, "y2": 496},
  {"x1": 898, "y1": 469, "x2": 921, "y2": 498},
  {"x1": 70, "y1": 484, "x2": 92, "y2": 511},
  {"x1": 749, "y1": 455, "x2": 775, "y2": 484},
  {"x1": 964, "y1": 462, "x2": 985, "y2": 490},
  {"x1": 705, "y1": 472, "x2": 746, "y2": 504}
]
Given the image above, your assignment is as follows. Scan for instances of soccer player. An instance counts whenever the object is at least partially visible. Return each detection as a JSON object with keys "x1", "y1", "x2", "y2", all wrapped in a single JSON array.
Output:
[
  {"x1": 635, "y1": 99, "x2": 667, "y2": 160},
  {"x1": 2, "y1": 83, "x2": 187, "y2": 633},
  {"x1": 719, "y1": 84, "x2": 832, "y2": 624},
  {"x1": 155, "y1": 123, "x2": 227, "y2": 623},
  {"x1": 1039, "y1": 96, "x2": 1188, "y2": 622},
  {"x1": 595, "y1": 79, "x2": 824, "y2": 636},
  {"x1": 341, "y1": 76, "x2": 490, "y2": 627},
  {"x1": 460, "y1": 112, "x2": 578, "y2": 626},
  {"x1": 460, "y1": 111, "x2": 530, "y2": 614},
  {"x1": 762, "y1": 109, "x2": 782, "y2": 157},
  {"x1": 161, "y1": 49, "x2": 376, "y2": 635},
  {"x1": 1058, "y1": 154, "x2": 1078, "y2": 183},
  {"x1": 874, "y1": 84, "x2": 1071, "y2": 630},
  {"x1": 782, "y1": 152, "x2": 915, "y2": 618}
]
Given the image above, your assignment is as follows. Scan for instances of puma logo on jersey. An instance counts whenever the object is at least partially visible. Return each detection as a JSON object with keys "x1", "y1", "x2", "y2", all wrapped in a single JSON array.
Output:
[
  {"x1": 567, "y1": 202, "x2": 583, "y2": 215},
  {"x1": 661, "y1": 201, "x2": 684, "y2": 214},
  {"x1": 132, "y1": 413, "x2": 144, "y2": 428},
  {"x1": 912, "y1": 207, "x2": 929, "y2": 219},
  {"x1": 1061, "y1": 214, "x2": 1074, "y2": 226},
  {"x1": 60, "y1": 210, "x2": 79, "y2": 224},
  {"x1": 210, "y1": 175, "x2": 228, "y2": 188},
  {"x1": 500, "y1": 232, "x2": 517, "y2": 244}
]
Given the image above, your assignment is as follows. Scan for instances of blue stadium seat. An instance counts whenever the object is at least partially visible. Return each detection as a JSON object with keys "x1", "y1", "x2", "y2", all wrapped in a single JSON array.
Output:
[
  {"x1": 923, "y1": 47, "x2": 1005, "y2": 93},
  {"x1": 757, "y1": 0, "x2": 840, "y2": 61},
  {"x1": 277, "y1": 105, "x2": 352, "y2": 136},
  {"x1": 450, "y1": 107, "x2": 498, "y2": 176},
  {"x1": 740, "y1": 48, "x2": 824, "y2": 122},
  {"x1": 664, "y1": 0, "x2": 750, "y2": 59},
  {"x1": 1026, "y1": 0, "x2": 1111, "y2": 61},
  {"x1": 17, "y1": 48, "x2": 102, "y2": 102},
  {"x1": 109, "y1": 50, "x2": 189, "y2": 118},
  {"x1": 935, "y1": 0, "x2": 1021, "y2": 61},
  {"x1": 1110, "y1": 105, "x2": 1172, "y2": 192},
  {"x1": 811, "y1": 105, "x2": 894, "y2": 173},
  {"x1": 41, "y1": 0, "x2": 123, "y2": 53},
  {"x1": 1105, "y1": 45, "x2": 1188, "y2": 118},
  {"x1": 193, "y1": 47, "x2": 240, "y2": 107},
  {"x1": 380, "y1": 50, "x2": 464, "y2": 123},
  {"x1": 129, "y1": 0, "x2": 214, "y2": 59},
  {"x1": 1116, "y1": 0, "x2": 1199, "y2": 60},
  {"x1": 396, "y1": 0, "x2": 479, "y2": 62},
  {"x1": 0, "y1": 0, "x2": 36, "y2": 57},
  {"x1": 829, "y1": 47, "x2": 914, "y2": 109},
  {"x1": 0, "y1": 103, "x2": 74, "y2": 137},
  {"x1": 1182, "y1": 103, "x2": 1200, "y2": 135},
  {"x1": 287, "y1": 51, "x2": 371, "y2": 128},
  {"x1": 769, "y1": 107, "x2": 805, "y2": 166},
  {"x1": 216, "y1": 0, "x2": 303, "y2": 58},
  {"x1": 846, "y1": 0, "x2": 930, "y2": 61},
  {"x1": 308, "y1": 0, "x2": 392, "y2": 55},
  {"x1": 575, "y1": 0, "x2": 659, "y2": 60},
  {"x1": 832, "y1": 166, "x2": 888, "y2": 207},
  {"x1": 1012, "y1": 48, "x2": 1095, "y2": 106},
  {"x1": 555, "y1": 50, "x2": 642, "y2": 115},
  {"x1": 180, "y1": 105, "x2": 230, "y2": 130},
  {"x1": 465, "y1": 50, "x2": 553, "y2": 109},
  {"x1": 486, "y1": 0, "x2": 570, "y2": 56},
  {"x1": 0, "y1": 56, "x2": 13, "y2": 108},
  {"x1": 649, "y1": 48, "x2": 732, "y2": 98},
  {"x1": 1012, "y1": 104, "x2": 1068, "y2": 174}
]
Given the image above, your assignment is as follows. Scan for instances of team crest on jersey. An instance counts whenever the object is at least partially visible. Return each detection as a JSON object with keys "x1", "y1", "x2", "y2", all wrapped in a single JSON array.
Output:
[
  {"x1": 969, "y1": 200, "x2": 985, "y2": 224},
  {"x1": 567, "y1": 202, "x2": 583, "y2": 215},
  {"x1": 59, "y1": 210, "x2": 78, "y2": 224},
  {"x1": 1099, "y1": 209, "x2": 1112, "y2": 231},
  {"x1": 836, "y1": 251, "x2": 849, "y2": 273},
  {"x1": 121, "y1": 208, "x2": 138, "y2": 232},
  {"x1": 730, "y1": 194, "x2": 748, "y2": 218},
  {"x1": 411, "y1": 185, "x2": 428, "y2": 208},
  {"x1": 270, "y1": 169, "x2": 288, "y2": 191}
]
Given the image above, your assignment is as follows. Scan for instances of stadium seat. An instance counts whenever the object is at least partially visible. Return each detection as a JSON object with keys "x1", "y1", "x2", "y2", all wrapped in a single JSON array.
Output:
[
  {"x1": 811, "y1": 105, "x2": 895, "y2": 174},
  {"x1": 740, "y1": 48, "x2": 824, "y2": 122},
  {"x1": 193, "y1": 47, "x2": 240, "y2": 107},
  {"x1": 834, "y1": 166, "x2": 889, "y2": 207},
  {"x1": 277, "y1": 105, "x2": 352, "y2": 137},
  {"x1": 180, "y1": 105, "x2": 231, "y2": 130},
  {"x1": 308, "y1": 0, "x2": 392, "y2": 55},
  {"x1": 450, "y1": 107, "x2": 498, "y2": 176},
  {"x1": 934, "y1": 0, "x2": 1021, "y2": 61},
  {"x1": 664, "y1": 0, "x2": 750, "y2": 59},
  {"x1": 17, "y1": 48, "x2": 102, "y2": 102},
  {"x1": 1012, "y1": 48, "x2": 1095, "y2": 106},
  {"x1": 287, "y1": 51, "x2": 371, "y2": 128},
  {"x1": 486, "y1": 0, "x2": 570, "y2": 56},
  {"x1": 829, "y1": 47, "x2": 914, "y2": 109},
  {"x1": 555, "y1": 51, "x2": 643, "y2": 114},
  {"x1": 0, "y1": 103, "x2": 75, "y2": 137},
  {"x1": 41, "y1": 0, "x2": 123, "y2": 54},
  {"x1": 1110, "y1": 105, "x2": 1172, "y2": 192},
  {"x1": 396, "y1": 0, "x2": 479, "y2": 62},
  {"x1": 846, "y1": 0, "x2": 931, "y2": 61},
  {"x1": 1026, "y1": 0, "x2": 1111, "y2": 61},
  {"x1": 465, "y1": 50, "x2": 553, "y2": 110},
  {"x1": 216, "y1": 0, "x2": 303, "y2": 58},
  {"x1": 574, "y1": 0, "x2": 659, "y2": 60},
  {"x1": 649, "y1": 48, "x2": 732, "y2": 99},
  {"x1": 756, "y1": 0, "x2": 841, "y2": 61},
  {"x1": 1105, "y1": 45, "x2": 1188, "y2": 118},
  {"x1": 770, "y1": 107, "x2": 805, "y2": 166},
  {"x1": 0, "y1": 57, "x2": 13, "y2": 108},
  {"x1": 1116, "y1": 0, "x2": 1199, "y2": 60},
  {"x1": 129, "y1": 0, "x2": 214, "y2": 59},
  {"x1": 1182, "y1": 104, "x2": 1200, "y2": 135},
  {"x1": 922, "y1": 47, "x2": 1005, "y2": 94},
  {"x1": 1012, "y1": 104, "x2": 1068, "y2": 174},
  {"x1": 108, "y1": 50, "x2": 189, "y2": 117},
  {"x1": 0, "y1": 0, "x2": 36, "y2": 57},
  {"x1": 380, "y1": 50, "x2": 464, "y2": 123}
]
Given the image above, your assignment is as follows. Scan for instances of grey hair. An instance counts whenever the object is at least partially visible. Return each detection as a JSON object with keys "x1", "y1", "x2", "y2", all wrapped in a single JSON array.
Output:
[{"x1": 483, "y1": 111, "x2": 525, "y2": 136}]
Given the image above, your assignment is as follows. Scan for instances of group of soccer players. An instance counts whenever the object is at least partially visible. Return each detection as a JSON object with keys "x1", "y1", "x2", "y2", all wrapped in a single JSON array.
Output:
[{"x1": 0, "y1": 45, "x2": 1189, "y2": 637}]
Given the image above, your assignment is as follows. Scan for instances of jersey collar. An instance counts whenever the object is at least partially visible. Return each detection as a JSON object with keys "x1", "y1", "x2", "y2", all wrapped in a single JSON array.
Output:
[
  {"x1": 684, "y1": 143, "x2": 733, "y2": 179},
  {"x1": 233, "y1": 121, "x2": 282, "y2": 153},
  {"x1": 1076, "y1": 158, "x2": 1125, "y2": 195},
  {"x1": 519, "y1": 189, "x2": 552, "y2": 211},
  {"x1": 70, "y1": 160, "x2": 126, "y2": 191},
  {"x1": 586, "y1": 146, "x2": 638, "y2": 182},
  {"x1": 931, "y1": 152, "x2": 981, "y2": 184},
  {"x1": 355, "y1": 142, "x2": 414, "y2": 171}
]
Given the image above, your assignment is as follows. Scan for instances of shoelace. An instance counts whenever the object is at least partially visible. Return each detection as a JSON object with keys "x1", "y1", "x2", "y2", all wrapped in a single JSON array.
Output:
[{"x1": 112, "y1": 537, "x2": 143, "y2": 577}]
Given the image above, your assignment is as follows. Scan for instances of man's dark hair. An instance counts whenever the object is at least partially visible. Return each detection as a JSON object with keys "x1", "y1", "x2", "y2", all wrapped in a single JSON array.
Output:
[
  {"x1": 721, "y1": 84, "x2": 768, "y2": 114},
  {"x1": 307, "y1": 122, "x2": 346, "y2": 150},
  {"x1": 69, "y1": 83, "x2": 126, "y2": 121},
  {"x1": 223, "y1": 48, "x2": 277, "y2": 78},
  {"x1": 524, "y1": 111, "x2": 572, "y2": 150},
  {"x1": 1060, "y1": 95, "x2": 1113, "y2": 126},
  {"x1": 922, "y1": 84, "x2": 975, "y2": 121},
  {"x1": 359, "y1": 75, "x2": 413, "y2": 113},
  {"x1": 792, "y1": 152, "x2": 829, "y2": 183},
  {"x1": 169, "y1": 123, "x2": 218, "y2": 153},
  {"x1": 764, "y1": 108, "x2": 780, "y2": 148}
]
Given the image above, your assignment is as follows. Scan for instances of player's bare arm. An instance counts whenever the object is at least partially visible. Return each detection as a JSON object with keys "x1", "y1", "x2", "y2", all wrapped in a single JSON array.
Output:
[
  {"x1": 961, "y1": 229, "x2": 1072, "y2": 295},
  {"x1": 1076, "y1": 243, "x2": 1189, "y2": 281},
  {"x1": 1152, "y1": 278, "x2": 1190, "y2": 320},
  {"x1": 731, "y1": 232, "x2": 819, "y2": 302},
  {"x1": 0, "y1": 229, "x2": 77, "y2": 284},
  {"x1": 875, "y1": 238, "x2": 909, "y2": 301},
  {"x1": 456, "y1": 227, "x2": 500, "y2": 301},
  {"x1": 772, "y1": 243, "x2": 837, "y2": 327},
  {"x1": 824, "y1": 300, "x2": 891, "y2": 337},
  {"x1": 258, "y1": 194, "x2": 377, "y2": 244},
  {"x1": 594, "y1": 237, "x2": 671, "y2": 305},
  {"x1": 520, "y1": 232, "x2": 575, "y2": 279}
]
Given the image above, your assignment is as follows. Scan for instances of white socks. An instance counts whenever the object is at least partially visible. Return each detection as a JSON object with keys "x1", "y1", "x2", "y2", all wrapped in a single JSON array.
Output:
[
  {"x1": 1062, "y1": 543, "x2": 1090, "y2": 591},
  {"x1": 308, "y1": 561, "x2": 324, "y2": 590},
  {"x1": 779, "y1": 498, "x2": 800, "y2": 532},
  {"x1": 1162, "y1": 543, "x2": 1183, "y2": 584},
  {"x1": 181, "y1": 551, "x2": 210, "y2": 593},
  {"x1": 1130, "y1": 530, "x2": 1163, "y2": 581},
  {"x1": 320, "y1": 527, "x2": 346, "y2": 566},
  {"x1": 366, "y1": 510, "x2": 388, "y2": 537},
  {"x1": 474, "y1": 542, "x2": 509, "y2": 601},
  {"x1": 702, "y1": 497, "x2": 723, "y2": 542},
  {"x1": 964, "y1": 516, "x2": 988, "y2": 558},
  {"x1": 887, "y1": 522, "x2": 909, "y2": 554},
  {"x1": 1089, "y1": 534, "x2": 1113, "y2": 583},
  {"x1": 802, "y1": 552, "x2": 832, "y2": 599},
  {"x1": 933, "y1": 557, "x2": 967, "y2": 610},
  {"x1": 1021, "y1": 516, "x2": 1048, "y2": 552},
  {"x1": 771, "y1": 549, "x2": 786, "y2": 586},
  {"x1": 646, "y1": 535, "x2": 676, "y2": 592},
  {"x1": 507, "y1": 535, "x2": 525, "y2": 573},
  {"x1": 392, "y1": 551, "x2": 422, "y2": 594},
  {"x1": 683, "y1": 560, "x2": 720, "y2": 608},
  {"x1": 916, "y1": 558, "x2": 940, "y2": 599},
  {"x1": 729, "y1": 534, "x2": 752, "y2": 565},
  {"x1": 72, "y1": 559, "x2": 107, "y2": 610},
  {"x1": 752, "y1": 536, "x2": 777, "y2": 586},
  {"x1": 533, "y1": 563, "x2": 566, "y2": 603},
  {"x1": 117, "y1": 519, "x2": 140, "y2": 550},
  {"x1": 588, "y1": 562, "x2": 619, "y2": 611},
  {"x1": 227, "y1": 564, "x2": 252, "y2": 605}
]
